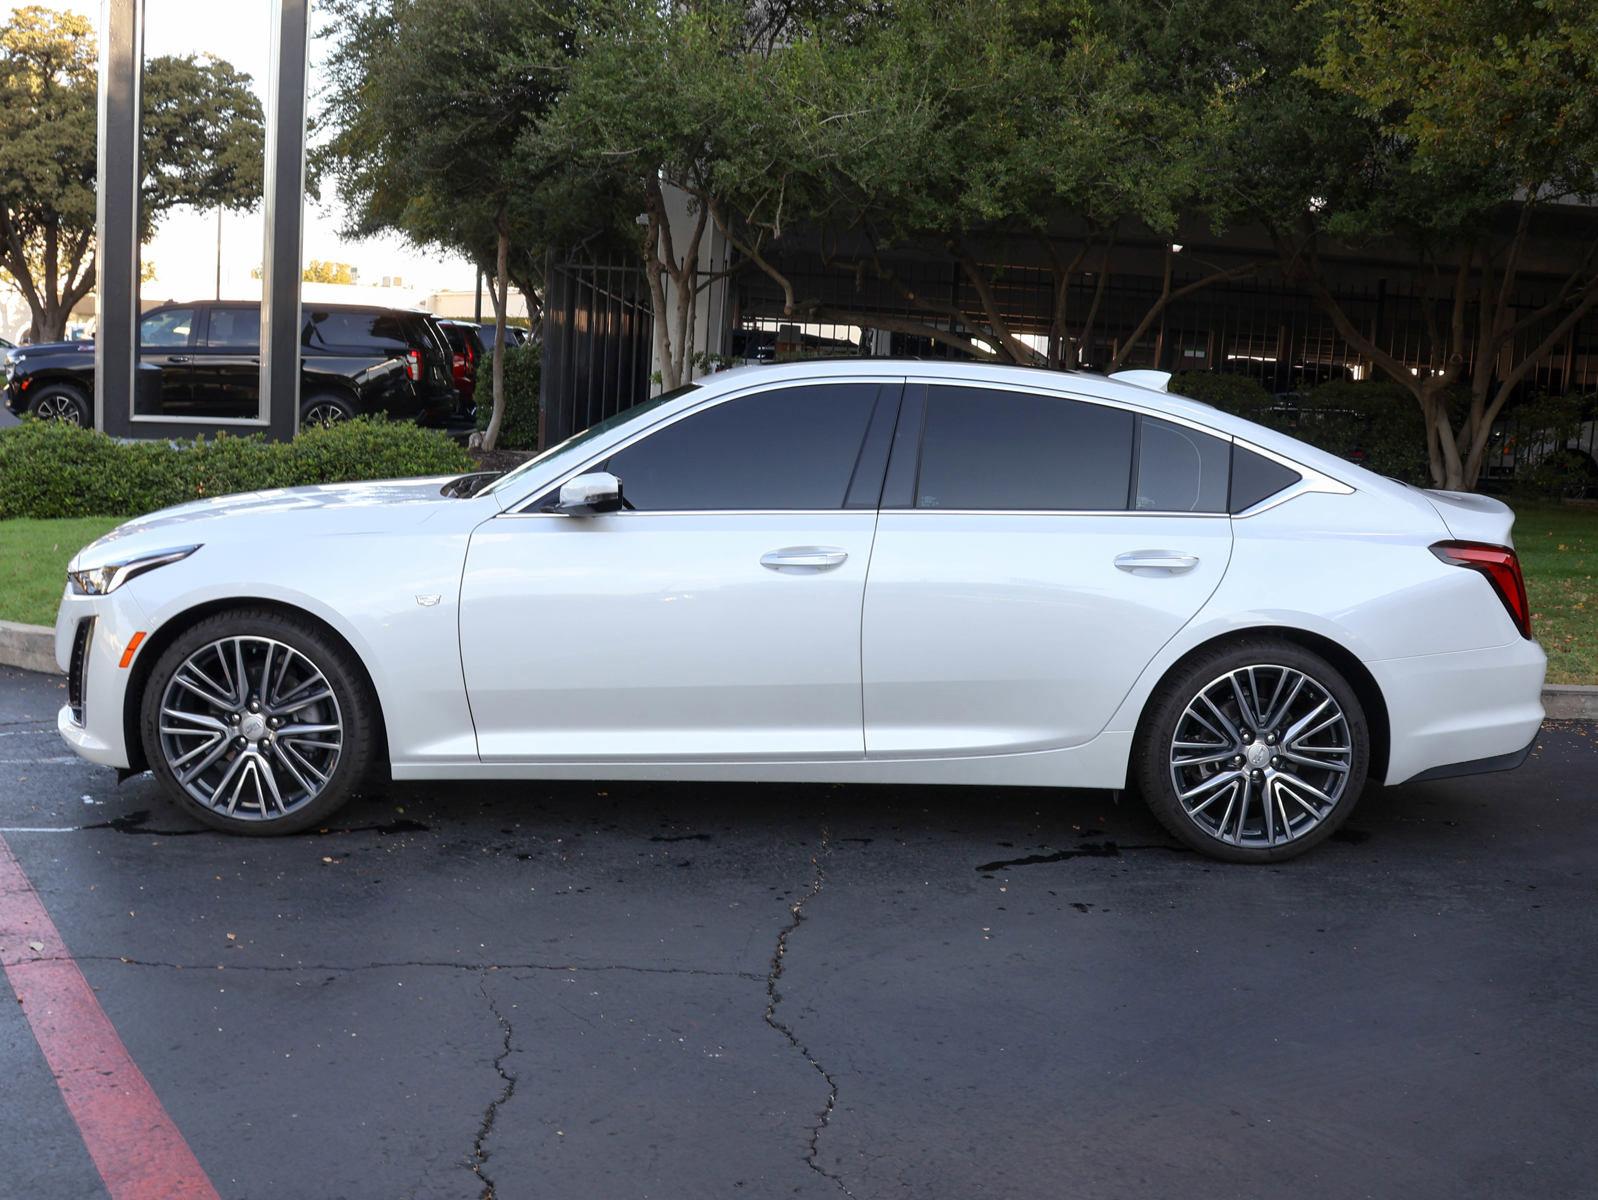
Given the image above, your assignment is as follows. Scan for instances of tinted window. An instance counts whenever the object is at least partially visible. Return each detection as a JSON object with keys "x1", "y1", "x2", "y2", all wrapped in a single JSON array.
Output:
[
  {"x1": 439, "y1": 324, "x2": 468, "y2": 355},
  {"x1": 204, "y1": 306, "x2": 260, "y2": 349},
  {"x1": 305, "y1": 310, "x2": 411, "y2": 352},
  {"x1": 1135, "y1": 416, "x2": 1230, "y2": 512},
  {"x1": 140, "y1": 308, "x2": 194, "y2": 347},
  {"x1": 602, "y1": 384, "x2": 879, "y2": 511},
  {"x1": 1229, "y1": 445, "x2": 1302, "y2": 512},
  {"x1": 915, "y1": 386, "x2": 1133, "y2": 510}
]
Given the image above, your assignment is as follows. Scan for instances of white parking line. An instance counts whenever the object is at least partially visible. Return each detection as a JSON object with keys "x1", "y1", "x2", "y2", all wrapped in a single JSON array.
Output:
[
  {"x1": 0, "y1": 757, "x2": 81, "y2": 765},
  {"x1": 0, "y1": 827, "x2": 81, "y2": 833}
]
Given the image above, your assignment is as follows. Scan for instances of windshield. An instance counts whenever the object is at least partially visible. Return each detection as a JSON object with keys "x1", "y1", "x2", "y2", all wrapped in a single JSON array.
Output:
[{"x1": 480, "y1": 383, "x2": 701, "y2": 498}]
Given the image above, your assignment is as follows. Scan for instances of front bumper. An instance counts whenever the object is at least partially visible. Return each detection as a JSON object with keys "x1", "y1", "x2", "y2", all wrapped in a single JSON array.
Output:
[
  {"x1": 1369, "y1": 637, "x2": 1547, "y2": 785},
  {"x1": 54, "y1": 584, "x2": 149, "y2": 770}
]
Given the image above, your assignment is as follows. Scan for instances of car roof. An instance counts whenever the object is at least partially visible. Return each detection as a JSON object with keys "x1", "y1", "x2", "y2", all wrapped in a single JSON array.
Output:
[{"x1": 146, "y1": 300, "x2": 433, "y2": 317}]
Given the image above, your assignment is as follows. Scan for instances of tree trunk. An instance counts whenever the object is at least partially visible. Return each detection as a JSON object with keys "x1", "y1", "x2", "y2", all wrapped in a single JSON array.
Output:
[{"x1": 481, "y1": 219, "x2": 511, "y2": 452}]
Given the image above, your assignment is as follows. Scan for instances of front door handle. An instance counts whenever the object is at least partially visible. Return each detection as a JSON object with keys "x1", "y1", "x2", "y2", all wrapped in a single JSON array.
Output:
[
  {"x1": 1114, "y1": 550, "x2": 1199, "y2": 575},
  {"x1": 165, "y1": 354, "x2": 192, "y2": 364},
  {"x1": 760, "y1": 546, "x2": 848, "y2": 572}
]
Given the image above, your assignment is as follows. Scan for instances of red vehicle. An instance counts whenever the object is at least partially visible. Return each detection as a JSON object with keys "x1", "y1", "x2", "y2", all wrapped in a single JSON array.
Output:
[{"x1": 435, "y1": 319, "x2": 490, "y2": 414}]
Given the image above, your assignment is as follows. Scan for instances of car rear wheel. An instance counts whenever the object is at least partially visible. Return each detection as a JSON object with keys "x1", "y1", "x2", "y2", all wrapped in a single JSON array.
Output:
[
  {"x1": 139, "y1": 609, "x2": 379, "y2": 835},
  {"x1": 300, "y1": 393, "x2": 357, "y2": 427},
  {"x1": 30, "y1": 383, "x2": 90, "y2": 425},
  {"x1": 1134, "y1": 638, "x2": 1370, "y2": 863}
]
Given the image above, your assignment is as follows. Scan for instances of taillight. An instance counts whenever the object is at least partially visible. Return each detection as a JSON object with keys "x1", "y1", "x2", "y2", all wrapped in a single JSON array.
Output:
[
  {"x1": 405, "y1": 348, "x2": 423, "y2": 381},
  {"x1": 1431, "y1": 541, "x2": 1532, "y2": 639}
]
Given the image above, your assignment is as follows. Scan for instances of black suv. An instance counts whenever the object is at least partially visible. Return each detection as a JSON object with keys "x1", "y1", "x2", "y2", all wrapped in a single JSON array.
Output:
[{"x1": 3, "y1": 301, "x2": 457, "y2": 427}]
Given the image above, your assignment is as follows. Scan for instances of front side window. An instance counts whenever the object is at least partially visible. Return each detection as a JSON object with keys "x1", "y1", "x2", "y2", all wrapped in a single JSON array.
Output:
[
  {"x1": 914, "y1": 386, "x2": 1134, "y2": 510},
  {"x1": 204, "y1": 306, "x2": 260, "y2": 349},
  {"x1": 140, "y1": 308, "x2": 195, "y2": 347},
  {"x1": 601, "y1": 383, "x2": 880, "y2": 511}
]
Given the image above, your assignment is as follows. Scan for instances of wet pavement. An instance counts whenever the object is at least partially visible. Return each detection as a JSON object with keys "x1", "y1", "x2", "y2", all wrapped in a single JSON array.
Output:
[{"x1": 1, "y1": 663, "x2": 1594, "y2": 1199}]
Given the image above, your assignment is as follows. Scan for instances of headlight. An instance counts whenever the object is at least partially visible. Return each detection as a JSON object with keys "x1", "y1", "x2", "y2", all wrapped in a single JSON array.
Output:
[{"x1": 68, "y1": 545, "x2": 200, "y2": 595}]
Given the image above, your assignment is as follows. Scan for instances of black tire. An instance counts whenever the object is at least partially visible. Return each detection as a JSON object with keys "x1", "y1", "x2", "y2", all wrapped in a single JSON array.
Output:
[
  {"x1": 30, "y1": 382, "x2": 90, "y2": 425},
  {"x1": 1133, "y1": 638, "x2": 1370, "y2": 864},
  {"x1": 139, "y1": 608, "x2": 380, "y2": 835},
  {"x1": 299, "y1": 393, "x2": 358, "y2": 427}
]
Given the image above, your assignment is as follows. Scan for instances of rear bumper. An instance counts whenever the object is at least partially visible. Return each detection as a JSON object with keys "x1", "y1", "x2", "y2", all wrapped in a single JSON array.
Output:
[{"x1": 1369, "y1": 638, "x2": 1546, "y2": 785}]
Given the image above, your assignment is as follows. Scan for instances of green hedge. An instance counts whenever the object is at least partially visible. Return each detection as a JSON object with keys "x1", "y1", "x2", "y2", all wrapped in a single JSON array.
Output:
[
  {"x1": 1171, "y1": 371, "x2": 1274, "y2": 419},
  {"x1": 475, "y1": 340, "x2": 541, "y2": 450},
  {"x1": 0, "y1": 416, "x2": 474, "y2": 520},
  {"x1": 1173, "y1": 372, "x2": 1431, "y2": 484}
]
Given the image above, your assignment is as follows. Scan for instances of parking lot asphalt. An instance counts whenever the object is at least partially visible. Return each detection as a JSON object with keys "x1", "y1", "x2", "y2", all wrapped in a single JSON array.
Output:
[{"x1": 1, "y1": 663, "x2": 1594, "y2": 1200}]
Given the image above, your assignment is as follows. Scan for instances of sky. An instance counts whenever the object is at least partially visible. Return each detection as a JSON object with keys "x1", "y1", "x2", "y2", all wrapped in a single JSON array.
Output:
[{"x1": 3, "y1": 0, "x2": 477, "y2": 307}]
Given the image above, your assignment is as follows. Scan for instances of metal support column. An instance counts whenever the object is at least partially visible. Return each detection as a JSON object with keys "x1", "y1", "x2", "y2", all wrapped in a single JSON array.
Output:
[
  {"x1": 94, "y1": 0, "x2": 142, "y2": 435},
  {"x1": 258, "y1": 0, "x2": 310, "y2": 441}
]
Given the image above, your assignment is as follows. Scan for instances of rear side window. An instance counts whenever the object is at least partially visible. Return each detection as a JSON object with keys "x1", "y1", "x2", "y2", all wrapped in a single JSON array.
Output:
[
  {"x1": 1134, "y1": 416, "x2": 1230, "y2": 512},
  {"x1": 914, "y1": 386, "x2": 1133, "y2": 510},
  {"x1": 204, "y1": 306, "x2": 260, "y2": 349},
  {"x1": 602, "y1": 383, "x2": 880, "y2": 511},
  {"x1": 1229, "y1": 445, "x2": 1302, "y2": 513},
  {"x1": 305, "y1": 310, "x2": 411, "y2": 353}
]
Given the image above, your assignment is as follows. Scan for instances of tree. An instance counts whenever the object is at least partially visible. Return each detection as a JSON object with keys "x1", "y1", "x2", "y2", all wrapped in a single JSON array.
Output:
[
  {"x1": 319, "y1": 0, "x2": 577, "y2": 449},
  {"x1": 0, "y1": 6, "x2": 264, "y2": 341},
  {"x1": 1224, "y1": 0, "x2": 1598, "y2": 489},
  {"x1": 303, "y1": 260, "x2": 356, "y2": 284}
]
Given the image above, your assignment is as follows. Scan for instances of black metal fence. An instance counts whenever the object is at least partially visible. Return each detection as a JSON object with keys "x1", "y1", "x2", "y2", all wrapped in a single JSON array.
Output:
[{"x1": 540, "y1": 253, "x2": 655, "y2": 446}]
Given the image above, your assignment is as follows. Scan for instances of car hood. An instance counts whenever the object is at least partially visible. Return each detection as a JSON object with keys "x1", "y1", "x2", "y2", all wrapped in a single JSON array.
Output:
[
  {"x1": 12, "y1": 340, "x2": 93, "y2": 358},
  {"x1": 71, "y1": 477, "x2": 492, "y2": 569}
]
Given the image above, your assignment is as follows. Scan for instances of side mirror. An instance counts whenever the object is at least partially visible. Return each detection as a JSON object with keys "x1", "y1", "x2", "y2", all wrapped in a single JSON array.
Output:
[{"x1": 551, "y1": 471, "x2": 625, "y2": 516}]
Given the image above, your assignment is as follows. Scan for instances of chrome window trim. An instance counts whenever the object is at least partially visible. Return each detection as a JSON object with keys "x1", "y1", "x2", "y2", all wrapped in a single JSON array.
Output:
[
  {"x1": 504, "y1": 375, "x2": 903, "y2": 515},
  {"x1": 1230, "y1": 436, "x2": 1356, "y2": 519}
]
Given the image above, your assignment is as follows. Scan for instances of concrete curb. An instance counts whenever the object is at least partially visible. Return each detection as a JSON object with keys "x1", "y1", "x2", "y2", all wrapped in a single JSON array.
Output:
[
  {"x1": 1, "y1": 619, "x2": 1596, "y2": 719},
  {"x1": 0, "y1": 620, "x2": 57, "y2": 675},
  {"x1": 1542, "y1": 685, "x2": 1598, "y2": 721}
]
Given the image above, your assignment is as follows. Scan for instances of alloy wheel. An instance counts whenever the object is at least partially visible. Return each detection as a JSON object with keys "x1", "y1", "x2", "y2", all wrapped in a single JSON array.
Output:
[
  {"x1": 302, "y1": 402, "x2": 347, "y2": 426},
  {"x1": 157, "y1": 636, "x2": 343, "y2": 821},
  {"x1": 34, "y1": 394, "x2": 83, "y2": 425},
  {"x1": 1168, "y1": 664, "x2": 1353, "y2": 849}
]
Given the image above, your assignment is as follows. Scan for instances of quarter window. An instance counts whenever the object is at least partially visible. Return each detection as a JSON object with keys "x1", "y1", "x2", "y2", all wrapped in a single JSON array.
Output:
[
  {"x1": 601, "y1": 383, "x2": 881, "y2": 511},
  {"x1": 1134, "y1": 417, "x2": 1230, "y2": 512},
  {"x1": 914, "y1": 386, "x2": 1134, "y2": 510},
  {"x1": 1229, "y1": 445, "x2": 1302, "y2": 513}
]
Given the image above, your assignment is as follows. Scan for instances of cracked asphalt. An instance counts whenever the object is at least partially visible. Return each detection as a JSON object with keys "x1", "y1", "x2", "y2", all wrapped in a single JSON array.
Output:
[{"x1": 1, "y1": 663, "x2": 1595, "y2": 1199}]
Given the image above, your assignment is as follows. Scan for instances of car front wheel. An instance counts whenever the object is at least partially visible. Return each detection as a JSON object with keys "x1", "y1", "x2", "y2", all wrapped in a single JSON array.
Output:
[
  {"x1": 31, "y1": 383, "x2": 90, "y2": 425},
  {"x1": 1135, "y1": 639, "x2": 1370, "y2": 863},
  {"x1": 139, "y1": 609, "x2": 378, "y2": 834}
]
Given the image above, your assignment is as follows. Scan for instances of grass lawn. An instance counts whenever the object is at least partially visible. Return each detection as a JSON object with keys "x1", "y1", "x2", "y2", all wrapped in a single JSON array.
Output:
[
  {"x1": 1513, "y1": 502, "x2": 1597, "y2": 686},
  {"x1": 0, "y1": 504, "x2": 1593, "y2": 683},
  {"x1": 0, "y1": 517, "x2": 121, "y2": 628}
]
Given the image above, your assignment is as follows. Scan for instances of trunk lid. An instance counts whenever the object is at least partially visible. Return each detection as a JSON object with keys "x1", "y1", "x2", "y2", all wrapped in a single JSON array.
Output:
[{"x1": 1422, "y1": 489, "x2": 1517, "y2": 548}]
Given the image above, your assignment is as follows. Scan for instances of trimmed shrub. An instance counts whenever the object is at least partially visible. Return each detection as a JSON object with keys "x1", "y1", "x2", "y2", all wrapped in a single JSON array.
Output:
[
  {"x1": 1289, "y1": 380, "x2": 1430, "y2": 483},
  {"x1": 474, "y1": 340, "x2": 541, "y2": 450},
  {"x1": 1171, "y1": 371, "x2": 1274, "y2": 420},
  {"x1": 0, "y1": 416, "x2": 472, "y2": 520}
]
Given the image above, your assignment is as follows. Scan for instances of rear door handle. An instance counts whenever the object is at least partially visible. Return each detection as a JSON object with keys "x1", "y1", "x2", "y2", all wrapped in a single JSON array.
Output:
[
  {"x1": 760, "y1": 546, "x2": 848, "y2": 572},
  {"x1": 1114, "y1": 550, "x2": 1199, "y2": 574},
  {"x1": 165, "y1": 354, "x2": 191, "y2": 364}
]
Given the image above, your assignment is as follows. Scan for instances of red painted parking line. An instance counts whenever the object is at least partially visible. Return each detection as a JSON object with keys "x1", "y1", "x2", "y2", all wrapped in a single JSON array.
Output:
[{"x1": 0, "y1": 834, "x2": 220, "y2": 1200}]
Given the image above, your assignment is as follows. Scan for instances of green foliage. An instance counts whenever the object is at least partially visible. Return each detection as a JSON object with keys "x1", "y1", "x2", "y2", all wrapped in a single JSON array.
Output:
[
  {"x1": 1507, "y1": 393, "x2": 1598, "y2": 498},
  {"x1": 474, "y1": 342, "x2": 541, "y2": 450},
  {"x1": 1171, "y1": 372, "x2": 1274, "y2": 420},
  {"x1": 0, "y1": 417, "x2": 472, "y2": 520},
  {"x1": 1285, "y1": 381, "x2": 1431, "y2": 483}
]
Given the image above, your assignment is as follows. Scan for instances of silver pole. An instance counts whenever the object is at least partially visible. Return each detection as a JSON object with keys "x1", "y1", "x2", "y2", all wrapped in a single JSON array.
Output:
[
  {"x1": 94, "y1": 0, "x2": 143, "y2": 434},
  {"x1": 259, "y1": 0, "x2": 310, "y2": 440}
]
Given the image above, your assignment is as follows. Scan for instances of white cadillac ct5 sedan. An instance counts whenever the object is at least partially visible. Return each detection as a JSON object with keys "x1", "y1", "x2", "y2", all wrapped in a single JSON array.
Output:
[{"x1": 54, "y1": 361, "x2": 1545, "y2": 862}]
